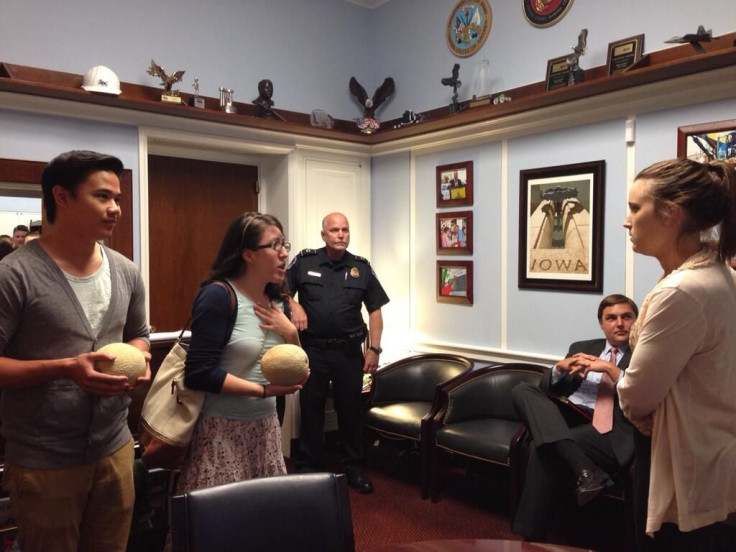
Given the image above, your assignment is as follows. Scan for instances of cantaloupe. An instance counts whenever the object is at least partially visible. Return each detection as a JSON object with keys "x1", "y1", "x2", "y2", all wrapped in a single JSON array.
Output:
[
  {"x1": 96, "y1": 342, "x2": 146, "y2": 384},
  {"x1": 261, "y1": 344, "x2": 309, "y2": 386}
]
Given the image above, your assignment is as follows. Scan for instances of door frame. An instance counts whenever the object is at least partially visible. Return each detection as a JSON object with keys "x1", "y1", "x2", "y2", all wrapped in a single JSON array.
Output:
[{"x1": 138, "y1": 127, "x2": 294, "y2": 325}]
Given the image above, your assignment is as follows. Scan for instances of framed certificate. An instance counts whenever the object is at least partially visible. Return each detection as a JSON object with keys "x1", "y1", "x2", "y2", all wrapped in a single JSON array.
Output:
[
  {"x1": 545, "y1": 55, "x2": 570, "y2": 91},
  {"x1": 607, "y1": 34, "x2": 645, "y2": 75}
]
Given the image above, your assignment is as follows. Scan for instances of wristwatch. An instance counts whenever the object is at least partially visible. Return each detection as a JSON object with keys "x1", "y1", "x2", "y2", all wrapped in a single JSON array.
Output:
[{"x1": 369, "y1": 345, "x2": 383, "y2": 355}]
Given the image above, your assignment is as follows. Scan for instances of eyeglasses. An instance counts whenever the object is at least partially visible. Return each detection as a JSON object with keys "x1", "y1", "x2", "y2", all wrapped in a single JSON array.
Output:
[{"x1": 253, "y1": 239, "x2": 291, "y2": 252}]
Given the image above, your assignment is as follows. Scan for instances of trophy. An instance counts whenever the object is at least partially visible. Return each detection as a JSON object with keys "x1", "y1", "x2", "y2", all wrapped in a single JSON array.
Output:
[
  {"x1": 219, "y1": 87, "x2": 237, "y2": 114},
  {"x1": 566, "y1": 29, "x2": 588, "y2": 86},
  {"x1": 147, "y1": 59, "x2": 185, "y2": 104},
  {"x1": 188, "y1": 79, "x2": 205, "y2": 109}
]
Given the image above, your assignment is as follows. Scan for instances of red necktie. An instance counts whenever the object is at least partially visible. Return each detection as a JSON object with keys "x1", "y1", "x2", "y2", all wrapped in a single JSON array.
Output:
[{"x1": 592, "y1": 347, "x2": 616, "y2": 434}]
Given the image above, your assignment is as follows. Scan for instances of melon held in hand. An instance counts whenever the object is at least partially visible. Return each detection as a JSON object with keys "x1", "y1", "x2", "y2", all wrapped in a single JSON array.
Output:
[
  {"x1": 261, "y1": 344, "x2": 309, "y2": 386},
  {"x1": 96, "y1": 342, "x2": 146, "y2": 384}
]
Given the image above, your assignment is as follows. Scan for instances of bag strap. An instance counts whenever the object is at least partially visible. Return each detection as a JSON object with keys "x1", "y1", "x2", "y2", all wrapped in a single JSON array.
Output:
[{"x1": 175, "y1": 280, "x2": 237, "y2": 342}]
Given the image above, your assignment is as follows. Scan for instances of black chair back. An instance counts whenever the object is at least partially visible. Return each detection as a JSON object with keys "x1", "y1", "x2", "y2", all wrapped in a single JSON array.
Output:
[{"x1": 171, "y1": 473, "x2": 355, "y2": 552}]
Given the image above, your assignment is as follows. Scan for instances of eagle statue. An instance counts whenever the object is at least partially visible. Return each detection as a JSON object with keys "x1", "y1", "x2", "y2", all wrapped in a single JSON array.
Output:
[
  {"x1": 147, "y1": 59, "x2": 185, "y2": 95},
  {"x1": 349, "y1": 76, "x2": 395, "y2": 133}
]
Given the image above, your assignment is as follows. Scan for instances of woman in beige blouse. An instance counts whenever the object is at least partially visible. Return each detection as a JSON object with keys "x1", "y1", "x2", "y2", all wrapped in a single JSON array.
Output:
[{"x1": 617, "y1": 158, "x2": 736, "y2": 551}]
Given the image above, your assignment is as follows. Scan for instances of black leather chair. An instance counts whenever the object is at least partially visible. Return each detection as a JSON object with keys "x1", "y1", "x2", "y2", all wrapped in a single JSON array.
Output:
[
  {"x1": 363, "y1": 353, "x2": 474, "y2": 497},
  {"x1": 170, "y1": 473, "x2": 355, "y2": 552},
  {"x1": 424, "y1": 362, "x2": 547, "y2": 506}
]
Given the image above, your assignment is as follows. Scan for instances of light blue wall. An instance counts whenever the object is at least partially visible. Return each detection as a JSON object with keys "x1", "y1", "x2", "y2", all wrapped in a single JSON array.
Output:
[
  {"x1": 4, "y1": 1, "x2": 733, "y2": 121},
  {"x1": 506, "y1": 119, "x2": 629, "y2": 355},
  {"x1": 371, "y1": 152, "x2": 412, "y2": 358},
  {"x1": 413, "y1": 143, "x2": 503, "y2": 350},
  {"x1": 2, "y1": 1, "x2": 736, "y2": 359},
  {"x1": 0, "y1": 0, "x2": 371, "y2": 120},
  {"x1": 0, "y1": 110, "x2": 141, "y2": 259},
  {"x1": 371, "y1": 0, "x2": 736, "y2": 120}
]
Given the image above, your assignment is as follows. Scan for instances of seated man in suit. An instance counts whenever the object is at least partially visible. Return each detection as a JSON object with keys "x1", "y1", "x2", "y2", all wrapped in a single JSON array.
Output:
[{"x1": 511, "y1": 294, "x2": 638, "y2": 542}]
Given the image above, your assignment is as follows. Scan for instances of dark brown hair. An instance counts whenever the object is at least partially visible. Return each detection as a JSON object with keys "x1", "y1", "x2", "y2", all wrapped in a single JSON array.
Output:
[
  {"x1": 41, "y1": 150, "x2": 124, "y2": 224},
  {"x1": 204, "y1": 212, "x2": 289, "y2": 301},
  {"x1": 597, "y1": 294, "x2": 638, "y2": 323}
]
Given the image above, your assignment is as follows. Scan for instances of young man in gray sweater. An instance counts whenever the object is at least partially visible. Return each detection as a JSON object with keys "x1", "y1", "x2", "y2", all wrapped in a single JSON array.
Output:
[{"x1": 0, "y1": 150, "x2": 151, "y2": 552}]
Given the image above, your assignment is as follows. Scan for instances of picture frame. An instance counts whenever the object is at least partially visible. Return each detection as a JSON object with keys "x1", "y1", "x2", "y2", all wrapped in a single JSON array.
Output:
[
  {"x1": 437, "y1": 260, "x2": 473, "y2": 304},
  {"x1": 436, "y1": 161, "x2": 473, "y2": 208},
  {"x1": 518, "y1": 160, "x2": 605, "y2": 292},
  {"x1": 436, "y1": 211, "x2": 473, "y2": 255},
  {"x1": 545, "y1": 55, "x2": 570, "y2": 91},
  {"x1": 606, "y1": 34, "x2": 644, "y2": 75},
  {"x1": 677, "y1": 118, "x2": 736, "y2": 163}
]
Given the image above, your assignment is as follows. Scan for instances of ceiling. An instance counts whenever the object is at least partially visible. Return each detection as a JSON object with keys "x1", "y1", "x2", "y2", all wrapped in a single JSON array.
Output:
[{"x1": 342, "y1": 0, "x2": 392, "y2": 8}]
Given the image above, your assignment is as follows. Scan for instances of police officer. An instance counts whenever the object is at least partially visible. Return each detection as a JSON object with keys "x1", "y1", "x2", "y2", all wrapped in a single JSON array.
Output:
[{"x1": 287, "y1": 212, "x2": 389, "y2": 494}]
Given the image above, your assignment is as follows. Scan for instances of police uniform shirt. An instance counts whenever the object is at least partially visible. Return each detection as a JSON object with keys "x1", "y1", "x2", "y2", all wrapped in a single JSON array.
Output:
[{"x1": 286, "y1": 247, "x2": 389, "y2": 338}]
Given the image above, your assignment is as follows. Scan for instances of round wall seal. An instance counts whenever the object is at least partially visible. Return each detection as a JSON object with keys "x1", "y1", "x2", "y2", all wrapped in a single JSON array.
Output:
[
  {"x1": 523, "y1": 0, "x2": 574, "y2": 28},
  {"x1": 446, "y1": 0, "x2": 492, "y2": 58}
]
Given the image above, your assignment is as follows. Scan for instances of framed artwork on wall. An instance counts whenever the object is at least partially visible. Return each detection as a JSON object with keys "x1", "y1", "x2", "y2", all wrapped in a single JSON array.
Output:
[
  {"x1": 437, "y1": 260, "x2": 473, "y2": 305},
  {"x1": 518, "y1": 160, "x2": 605, "y2": 292},
  {"x1": 437, "y1": 161, "x2": 473, "y2": 208},
  {"x1": 436, "y1": 210, "x2": 473, "y2": 255},
  {"x1": 677, "y1": 118, "x2": 736, "y2": 163}
]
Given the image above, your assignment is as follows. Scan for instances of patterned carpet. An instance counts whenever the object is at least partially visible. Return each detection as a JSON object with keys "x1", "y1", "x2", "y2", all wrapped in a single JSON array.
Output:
[
  {"x1": 348, "y1": 440, "x2": 517, "y2": 551},
  {"x1": 294, "y1": 433, "x2": 629, "y2": 552}
]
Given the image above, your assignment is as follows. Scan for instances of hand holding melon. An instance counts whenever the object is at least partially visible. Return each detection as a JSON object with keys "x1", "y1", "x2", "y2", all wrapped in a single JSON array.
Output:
[
  {"x1": 95, "y1": 342, "x2": 147, "y2": 384},
  {"x1": 261, "y1": 344, "x2": 309, "y2": 386}
]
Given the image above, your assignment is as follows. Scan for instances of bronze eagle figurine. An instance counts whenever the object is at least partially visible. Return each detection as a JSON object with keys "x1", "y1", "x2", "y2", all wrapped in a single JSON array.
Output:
[
  {"x1": 147, "y1": 59, "x2": 185, "y2": 94},
  {"x1": 349, "y1": 77, "x2": 395, "y2": 119}
]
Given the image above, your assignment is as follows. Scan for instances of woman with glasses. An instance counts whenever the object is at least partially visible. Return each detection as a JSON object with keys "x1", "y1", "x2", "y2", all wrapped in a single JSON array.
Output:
[{"x1": 175, "y1": 212, "x2": 307, "y2": 496}]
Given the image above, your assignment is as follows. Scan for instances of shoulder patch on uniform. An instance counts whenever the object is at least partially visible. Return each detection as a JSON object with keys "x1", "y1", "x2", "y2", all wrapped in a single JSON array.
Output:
[
  {"x1": 352, "y1": 255, "x2": 371, "y2": 265},
  {"x1": 298, "y1": 249, "x2": 318, "y2": 257}
]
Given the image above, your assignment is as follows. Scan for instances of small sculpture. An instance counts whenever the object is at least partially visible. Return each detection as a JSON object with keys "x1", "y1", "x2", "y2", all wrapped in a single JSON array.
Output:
[
  {"x1": 348, "y1": 76, "x2": 395, "y2": 134},
  {"x1": 218, "y1": 87, "x2": 237, "y2": 114},
  {"x1": 441, "y1": 63, "x2": 463, "y2": 114},
  {"x1": 188, "y1": 78, "x2": 205, "y2": 109},
  {"x1": 253, "y1": 79, "x2": 276, "y2": 119},
  {"x1": 147, "y1": 59, "x2": 185, "y2": 103},
  {"x1": 566, "y1": 29, "x2": 588, "y2": 86},
  {"x1": 665, "y1": 25, "x2": 712, "y2": 54},
  {"x1": 310, "y1": 109, "x2": 335, "y2": 129}
]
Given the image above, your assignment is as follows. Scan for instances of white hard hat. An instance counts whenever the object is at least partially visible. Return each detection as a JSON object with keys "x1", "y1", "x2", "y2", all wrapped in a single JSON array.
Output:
[{"x1": 81, "y1": 65, "x2": 121, "y2": 95}]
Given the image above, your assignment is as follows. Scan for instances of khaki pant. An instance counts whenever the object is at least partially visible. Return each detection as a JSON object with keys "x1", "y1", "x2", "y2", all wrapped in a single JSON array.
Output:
[{"x1": 2, "y1": 439, "x2": 135, "y2": 552}]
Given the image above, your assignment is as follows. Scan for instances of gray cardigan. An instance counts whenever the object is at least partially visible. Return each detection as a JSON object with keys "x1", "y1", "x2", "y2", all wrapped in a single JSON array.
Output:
[{"x1": 0, "y1": 241, "x2": 149, "y2": 468}]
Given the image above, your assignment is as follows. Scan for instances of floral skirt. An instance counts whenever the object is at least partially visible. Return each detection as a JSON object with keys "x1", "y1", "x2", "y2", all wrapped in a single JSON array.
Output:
[{"x1": 176, "y1": 412, "x2": 286, "y2": 494}]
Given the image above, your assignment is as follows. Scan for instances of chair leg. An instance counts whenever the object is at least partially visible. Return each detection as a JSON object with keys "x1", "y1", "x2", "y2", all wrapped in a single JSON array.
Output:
[{"x1": 429, "y1": 448, "x2": 441, "y2": 502}]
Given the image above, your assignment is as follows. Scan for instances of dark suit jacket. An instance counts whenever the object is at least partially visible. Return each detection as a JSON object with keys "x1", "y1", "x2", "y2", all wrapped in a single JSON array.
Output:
[{"x1": 540, "y1": 338, "x2": 634, "y2": 468}]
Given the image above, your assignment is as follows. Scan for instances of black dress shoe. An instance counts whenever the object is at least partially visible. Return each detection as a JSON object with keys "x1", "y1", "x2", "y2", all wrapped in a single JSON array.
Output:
[
  {"x1": 346, "y1": 470, "x2": 374, "y2": 494},
  {"x1": 575, "y1": 468, "x2": 612, "y2": 506}
]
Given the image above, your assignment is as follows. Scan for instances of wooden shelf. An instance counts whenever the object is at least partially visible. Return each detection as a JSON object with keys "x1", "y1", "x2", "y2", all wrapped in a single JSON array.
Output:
[{"x1": 1, "y1": 32, "x2": 735, "y2": 148}]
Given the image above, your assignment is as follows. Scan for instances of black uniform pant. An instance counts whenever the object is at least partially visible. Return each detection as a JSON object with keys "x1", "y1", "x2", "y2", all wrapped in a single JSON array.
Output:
[
  {"x1": 296, "y1": 342, "x2": 365, "y2": 473},
  {"x1": 511, "y1": 382, "x2": 622, "y2": 541}
]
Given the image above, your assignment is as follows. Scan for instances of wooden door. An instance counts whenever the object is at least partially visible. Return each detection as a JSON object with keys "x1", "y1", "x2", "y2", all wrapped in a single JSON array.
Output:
[{"x1": 147, "y1": 155, "x2": 258, "y2": 332}]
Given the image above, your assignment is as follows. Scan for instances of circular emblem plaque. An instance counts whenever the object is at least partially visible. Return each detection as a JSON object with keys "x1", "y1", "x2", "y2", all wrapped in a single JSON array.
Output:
[
  {"x1": 446, "y1": 0, "x2": 492, "y2": 58},
  {"x1": 523, "y1": 0, "x2": 574, "y2": 28}
]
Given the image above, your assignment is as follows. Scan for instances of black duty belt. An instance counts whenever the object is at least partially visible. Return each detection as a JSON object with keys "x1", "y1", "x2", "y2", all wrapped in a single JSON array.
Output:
[{"x1": 301, "y1": 330, "x2": 366, "y2": 350}]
